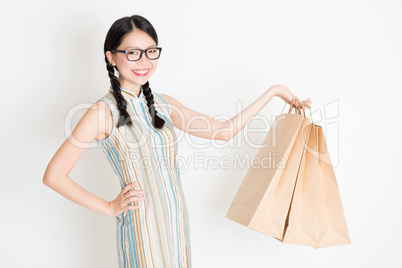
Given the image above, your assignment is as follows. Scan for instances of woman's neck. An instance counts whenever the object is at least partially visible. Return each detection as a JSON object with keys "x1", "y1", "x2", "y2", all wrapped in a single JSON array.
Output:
[{"x1": 119, "y1": 81, "x2": 141, "y2": 97}]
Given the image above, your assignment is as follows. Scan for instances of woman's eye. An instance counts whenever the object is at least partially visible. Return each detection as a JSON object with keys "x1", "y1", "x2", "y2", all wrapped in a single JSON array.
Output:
[{"x1": 128, "y1": 50, "x2": 138, "y2": 55}]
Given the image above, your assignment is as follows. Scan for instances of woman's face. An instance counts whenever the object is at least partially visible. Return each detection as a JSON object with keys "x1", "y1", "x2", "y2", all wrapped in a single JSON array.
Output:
[{"x1": 106, "y1": 29, "x2": 159, "y2": 91}]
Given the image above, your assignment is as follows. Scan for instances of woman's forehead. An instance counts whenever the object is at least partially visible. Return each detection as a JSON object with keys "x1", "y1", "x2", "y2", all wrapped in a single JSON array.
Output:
[{"x1": 119, "y1": 29, "x2": 156, "y2": 49}]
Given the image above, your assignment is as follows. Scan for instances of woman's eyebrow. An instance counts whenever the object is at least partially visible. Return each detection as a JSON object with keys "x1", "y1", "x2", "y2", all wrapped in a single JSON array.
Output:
[{"x1": 124, "y1": 45, "x2": 157, "y2": 49}]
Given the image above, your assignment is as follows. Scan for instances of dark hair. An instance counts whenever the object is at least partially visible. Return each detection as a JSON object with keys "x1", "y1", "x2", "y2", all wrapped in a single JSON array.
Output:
[{"x1": 104, "y1": 15, "x2": 165, "y2": 129}]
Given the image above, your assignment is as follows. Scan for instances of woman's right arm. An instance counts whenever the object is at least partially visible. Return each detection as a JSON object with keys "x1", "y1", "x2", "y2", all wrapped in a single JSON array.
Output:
[{"x1": 42, "y1": 101, "x2": 115, "y2": 217}]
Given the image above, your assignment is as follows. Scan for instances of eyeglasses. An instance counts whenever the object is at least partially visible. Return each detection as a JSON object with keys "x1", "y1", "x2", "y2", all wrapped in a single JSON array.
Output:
[{"x1": 111, "y1": 47, "x2": 162, "y2": 61}]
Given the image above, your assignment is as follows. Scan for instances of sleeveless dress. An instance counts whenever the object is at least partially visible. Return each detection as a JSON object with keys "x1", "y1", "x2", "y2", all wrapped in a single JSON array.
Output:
[{"x1": 95, "y1": 87, "x2": 192, "y2": 268}]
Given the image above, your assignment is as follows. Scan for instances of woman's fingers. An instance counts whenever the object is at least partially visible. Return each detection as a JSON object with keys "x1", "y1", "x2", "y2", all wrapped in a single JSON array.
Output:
[
  {"x1": 125, "y1": 195, "x2": 146, "y2": 204},
  {"x1": 124, "y1": 204, "x2": 140, "y2": 211},
  {"x1": 124, "y1": 190, "x2": 145, "y2": 201},
  {"x1": 298, "y1": 98, "x2": 312, "y2": 109},
  {"x1": 122, "y1": 183, "x2": 146, "y2": 206},
  {"x1": 123, "y1": 188, "x2": 145, "y2": 198},
  {"x1": 121, "y1": 182, "x2": 138, "y2": 195},
  {"x1": 291, "y1": 97, "x2": 300, "y2": 107},
  {"x1": 293, "y1": 99, "x2": 303, "y2": 108},
  {"x1": 109, "y1": 182, "x2": 144, "y2": 217}
]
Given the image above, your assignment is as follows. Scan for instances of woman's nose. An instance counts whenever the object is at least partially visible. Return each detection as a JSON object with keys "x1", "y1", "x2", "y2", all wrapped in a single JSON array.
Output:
[{"x1": 137, "y1": 53, "x2": 150, "y2": 65}]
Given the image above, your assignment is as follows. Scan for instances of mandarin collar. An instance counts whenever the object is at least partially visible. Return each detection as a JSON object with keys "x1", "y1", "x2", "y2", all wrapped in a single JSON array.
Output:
[{"x1": 108, "y1": 86, "x2": 146, "y2": 104}]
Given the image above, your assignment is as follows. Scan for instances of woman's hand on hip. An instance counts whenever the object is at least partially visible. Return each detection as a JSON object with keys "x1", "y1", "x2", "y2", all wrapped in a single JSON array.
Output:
[{"x1": 108, "y1": 182, "x2": 146, "y2": 217}]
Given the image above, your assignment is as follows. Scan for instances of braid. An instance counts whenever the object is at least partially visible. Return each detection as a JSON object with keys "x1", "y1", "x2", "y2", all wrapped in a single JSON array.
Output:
[
  {"x1": 142, "y1": 81, "x2": 165, "y2": 129},
  {"x1": 105, "y1": 57, "x2": 133, "y2": 128}
]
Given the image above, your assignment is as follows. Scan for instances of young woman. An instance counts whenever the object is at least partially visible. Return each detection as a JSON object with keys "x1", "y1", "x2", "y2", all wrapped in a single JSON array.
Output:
[{"x1": 43, "y1": 14, "x2": 311, "y2": 268}]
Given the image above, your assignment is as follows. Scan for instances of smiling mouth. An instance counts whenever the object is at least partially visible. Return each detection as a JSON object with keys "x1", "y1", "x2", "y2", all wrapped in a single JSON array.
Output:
[{"x1": 133, "y1": 69, "x2": 150, "y2": 76}]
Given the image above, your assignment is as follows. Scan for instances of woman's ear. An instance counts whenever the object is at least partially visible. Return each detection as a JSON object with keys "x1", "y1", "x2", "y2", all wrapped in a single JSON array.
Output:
[{"x1": 106, "y1": 51, "x2": 116, "y2": 66}]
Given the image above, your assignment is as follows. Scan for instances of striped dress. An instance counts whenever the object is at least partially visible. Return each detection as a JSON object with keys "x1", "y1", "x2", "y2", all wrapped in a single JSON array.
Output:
[{"x1": 95, "y1": 86, "x2": 192, "y2": 268}]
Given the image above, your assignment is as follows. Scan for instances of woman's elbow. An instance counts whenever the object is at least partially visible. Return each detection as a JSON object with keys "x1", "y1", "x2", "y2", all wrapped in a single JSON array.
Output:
[
  {"x1": 42, "y1": 172, "x2": 52, "y2": 186},
  {"x1": 42, "y1": 167, "x2": 58, "y2": 187},
  {"x1": 216, "y1": 132, "x2": 231, "y2": 142}
]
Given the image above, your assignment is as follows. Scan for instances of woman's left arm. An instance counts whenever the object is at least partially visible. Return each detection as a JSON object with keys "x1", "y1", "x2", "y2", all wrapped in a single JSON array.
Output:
[{"x1": 161, "y1": 84, "x2": 311, "y2": 141}]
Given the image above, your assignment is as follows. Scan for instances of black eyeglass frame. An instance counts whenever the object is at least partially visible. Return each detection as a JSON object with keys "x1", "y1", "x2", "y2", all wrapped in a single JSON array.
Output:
[{"x1": 111, "y1": 47, "x2": 162, "y2": 61}]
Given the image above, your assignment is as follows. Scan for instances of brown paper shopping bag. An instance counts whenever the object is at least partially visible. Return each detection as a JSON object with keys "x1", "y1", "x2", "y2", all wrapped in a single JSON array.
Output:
[
  {"x1": 280, "y1": 118, "x2": 351, "y2": 248},
  {"x1": 225, "y1": 99, "x2": 311, "y2": 239}
]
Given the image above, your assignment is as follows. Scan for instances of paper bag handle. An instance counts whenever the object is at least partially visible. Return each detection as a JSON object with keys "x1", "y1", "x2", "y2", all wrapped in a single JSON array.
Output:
[
  {"x1": 281, "y1": 98, "x2": 305, "y2": 116},
  {"x1": 291, "y1": 99, "x2": 305, "y2": 117},
  {"x1": 280, "y1": 97, "x2": 314, "y2": 123}
]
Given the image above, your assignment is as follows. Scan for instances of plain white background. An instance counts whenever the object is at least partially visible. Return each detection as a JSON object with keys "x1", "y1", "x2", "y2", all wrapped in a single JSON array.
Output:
[{"x1": 1, "y1": 0, "x2": 401, "y2": 267}]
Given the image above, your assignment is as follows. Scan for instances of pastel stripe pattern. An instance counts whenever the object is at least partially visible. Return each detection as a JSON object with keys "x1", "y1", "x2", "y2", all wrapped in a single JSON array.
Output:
[{"x1": 95, "y1": 87, "x2": 192, "y2": 268}]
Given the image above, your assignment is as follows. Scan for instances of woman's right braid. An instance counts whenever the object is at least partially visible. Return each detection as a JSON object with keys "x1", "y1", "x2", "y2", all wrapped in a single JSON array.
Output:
[
  {"x1": 105, "y1": 58, "x2": 133, "y2": 128},
  {"x1": 142, "y1": 81, "x2": 165, "y2": 129}
]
